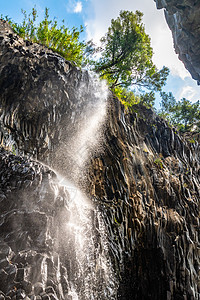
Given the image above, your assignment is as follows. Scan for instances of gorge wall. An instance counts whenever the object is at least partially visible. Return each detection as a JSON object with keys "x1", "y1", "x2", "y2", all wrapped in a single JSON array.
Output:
[
  {"x1": 154, "y1": 0, "x2": 200, "y2": 84},
  {"x1": 0, "y1": 20, "x2": 200, "y2": 300}
]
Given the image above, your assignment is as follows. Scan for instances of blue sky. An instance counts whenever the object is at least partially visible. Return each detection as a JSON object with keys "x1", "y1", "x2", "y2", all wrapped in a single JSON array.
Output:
[{"x1": 1, "y1": 0, "x2": 200, "y2": 108}]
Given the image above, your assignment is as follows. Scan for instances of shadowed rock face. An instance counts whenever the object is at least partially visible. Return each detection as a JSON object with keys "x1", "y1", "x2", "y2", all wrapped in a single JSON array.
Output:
[
  {"x1": 0, "y1": 148, "x2": 61, "y2": 298},
  {"x1": 0, "y1": 20, "x2": 200, "y2": 299},
  {"x1": 154, "y1": 0, "x2": 200, "y2": 84},
  {"x1": 89, "y1": 100, "x2": 200, "y2": 299},
  {"x1": 0, "y1": 20, "x2": 94, "y2": 171}
]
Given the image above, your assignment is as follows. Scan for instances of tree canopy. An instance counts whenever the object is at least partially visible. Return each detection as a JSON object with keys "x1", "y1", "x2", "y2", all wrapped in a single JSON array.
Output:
[
  {"x1": 160, "y1": 92, "x2": 200, "y2": 132},
  {"x1": 87, "y1": 10, "x2": 169, "y2": 92}
]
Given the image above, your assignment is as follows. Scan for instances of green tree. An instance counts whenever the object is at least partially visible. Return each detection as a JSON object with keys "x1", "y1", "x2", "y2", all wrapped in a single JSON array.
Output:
[
  {"x1": 88, "y1": 10, "x2": 169, "y2": 91},
  {"x1": 160, "y1": 92, "x2": 200, "y2": 132},
  {"x1": 174, "y1": 98, "x2": 200, "y2": 131},
  {"x1": 113, "y1": 86, "x2": 140, "y2": 109},
  {"x1": 4, "y1": 8, "x2": 85, "y2": 67},
  {"x1": 140, "y1": 91, "x2": 156, "y2": 108},
  {"x1": 159, "y1": 91, "x2": 176, "y2": 121},
  {"x1": 160, "y1": 92, "x2": 176, "y2": 112}
]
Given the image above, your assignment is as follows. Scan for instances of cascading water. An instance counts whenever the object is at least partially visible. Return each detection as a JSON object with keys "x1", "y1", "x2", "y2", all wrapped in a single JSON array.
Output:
[
  {"x1": 47, "y1": 72, "x2": 118, "y2": 299},
  {"x1": 51, "y1": 177, "x2": 118, "y2": 300},
  {"x1": 0, "y1": 68, "x2": 118, "y2": 299}
]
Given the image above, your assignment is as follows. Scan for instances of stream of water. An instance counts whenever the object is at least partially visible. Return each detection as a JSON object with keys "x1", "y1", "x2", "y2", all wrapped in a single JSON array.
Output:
[{"x1": 48, "y1": 72, "x2": 118, "y2": 299}]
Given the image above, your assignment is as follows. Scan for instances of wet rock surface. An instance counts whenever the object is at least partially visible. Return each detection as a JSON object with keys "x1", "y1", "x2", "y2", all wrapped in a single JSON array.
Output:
[
  {"x1": 0, "y1": 148, "x2": 69, "y2": 299},
  {"x1": 0, "y1": 20, "x2": 200, "y2": 299},
  {"x1": 0, "y1": 19, "x2": 97, "y2": 172},
  {"x1": 154, "y1": 0, "x2": 200, "y2": 84},
  {"x1": 88, "y1": 100, "x2": 200, "y2": 299},
  {"x1": 0, "y1": 147, "x2": 116, "y2": 300}
]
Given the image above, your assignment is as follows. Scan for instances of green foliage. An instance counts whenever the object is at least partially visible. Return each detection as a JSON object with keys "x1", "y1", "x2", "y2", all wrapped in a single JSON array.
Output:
[
  {"x1": 159, "y1": 92, "x2": 176, "y2": 122},
  {"x1": 5, "y1": 7, "x2": 85, "y2": 66},
  {"x1": 189, "y1": 138, "x2": 195, "y2": 144},
  {"x1": 140, "y1": 91, "x2": 156, "y2": 108},
  {"x1": 154, "y1": 157, "x2": 163, "y2": 168},
  {"x1": 175, "y1": 98, "x2": 200, "y2": 131},
  {"x1": 159, "y1": 92, "x2": 200, "y2": 132},
  {"x1": 11, "y1": 145, "x2": 16, "y2": 155},
  {"x1": 160, "y1": 92, "x2": 176, "y2": 112},
  {"x1": 113, "y1": 86, "x2": 140, "y2": 108},
  {"x1": 3, "y1": 8, "x2": 175, "y2": 115},
  {"x1": 113, "y1": 86, "x2": 156, "y2": 112},
  {"x1": 87, "y1": 10, "x2": 169, "y2": 92}
]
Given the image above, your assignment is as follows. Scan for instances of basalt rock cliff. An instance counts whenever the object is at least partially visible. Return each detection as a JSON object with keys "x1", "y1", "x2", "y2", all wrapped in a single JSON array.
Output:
[
  {"x1": 154, "y1": 0, "x2": 200, "y2": 84},
  {"x1": 0, "y1": 20, "x2": 200, "y2": 300}
]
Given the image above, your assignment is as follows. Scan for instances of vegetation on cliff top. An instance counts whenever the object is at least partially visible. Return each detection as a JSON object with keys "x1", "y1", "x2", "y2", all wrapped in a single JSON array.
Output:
[
  {"x1": 3, "y1": 8, "x2": 85, "y2": 67},
  {"x1": 3, "y1": 8, "x2": 168, "y2": 100},
  {"x1": 159, "y1": 92, "x2": 200, "y2": 132},
  {"x1": 2, "y1": 7, "x2": 200, "y2": 133}
]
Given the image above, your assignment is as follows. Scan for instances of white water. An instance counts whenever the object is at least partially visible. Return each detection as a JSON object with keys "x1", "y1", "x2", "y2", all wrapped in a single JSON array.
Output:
[
  {"x1": 53, "y1": 176, "x2": 117, "y2": 299},
  {"x1": 49, "y1": 72, "x2": 118, "y2": 299}
]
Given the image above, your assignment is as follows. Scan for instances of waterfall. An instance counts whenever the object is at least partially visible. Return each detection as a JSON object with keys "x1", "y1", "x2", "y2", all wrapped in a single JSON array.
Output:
[
  {"x1": 0, "y1": 67, "x2": 118, "y2": 299},
  {"x1": 50, "y1": 177, "x2": 118, "y2": 299},
  {"x1": 47, "y1": 72, "x2": 118, "y2": 299}
]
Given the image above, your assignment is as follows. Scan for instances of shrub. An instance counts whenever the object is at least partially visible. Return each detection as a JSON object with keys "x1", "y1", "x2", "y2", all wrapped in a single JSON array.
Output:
[{"x1": 3, "y1": 7, "x2": 85, "y2": 67}]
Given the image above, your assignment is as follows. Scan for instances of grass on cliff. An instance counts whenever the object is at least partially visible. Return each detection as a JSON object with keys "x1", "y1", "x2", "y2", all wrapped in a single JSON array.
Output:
[{"x1": 3, "y1": 7, "x2": 85, "y2": 67}]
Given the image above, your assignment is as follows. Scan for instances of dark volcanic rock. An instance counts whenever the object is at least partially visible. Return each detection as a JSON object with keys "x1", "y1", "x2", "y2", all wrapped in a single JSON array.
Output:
[
  {"x1": 0, "y1": 147, "x2": 71, "y2": 298},
  {"x1": 87, "y1": 100, "x2": 200, "y2": 299},
  {"x1": 0, "y1": 19, "x2": 99, "y2": 175},
  {"x1": 154, "y1": 0, "x2": 200, "y2": 84},
  {"x1": 0, "y1": 20, "x2": 200, "y2": 299}
]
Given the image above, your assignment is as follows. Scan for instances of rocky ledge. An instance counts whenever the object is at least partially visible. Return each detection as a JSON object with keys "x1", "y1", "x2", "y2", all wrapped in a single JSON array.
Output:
[{"x1": 154, "y1": 0, "x2": 200, "y2": 84}]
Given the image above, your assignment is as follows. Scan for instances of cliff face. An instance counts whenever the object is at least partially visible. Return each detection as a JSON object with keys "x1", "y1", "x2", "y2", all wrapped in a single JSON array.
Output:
[
  {"x1": 0, "y1": 20, "x2": 200, "y2": 300},
  {"x1": 0, "y1": 20, "x2": 100, "y2": 173},
  {"x1": 91, "y1": 100, "x2": 200, "y2": 299},
  {"x1": 154, "y1": 0, "x2": 200, "y2": 84}
]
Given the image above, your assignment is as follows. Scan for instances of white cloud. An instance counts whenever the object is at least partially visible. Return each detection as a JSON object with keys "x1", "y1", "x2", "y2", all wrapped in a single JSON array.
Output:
[
  {"x1": 179, "y1": 85, "x2": 199, "y2": 101},
  {"x1": 66, "y1": 0, "x2": 82, "y2": 14},
  {"x1": 74, "y1": 1, "x2": 82, "y2": 13}
]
